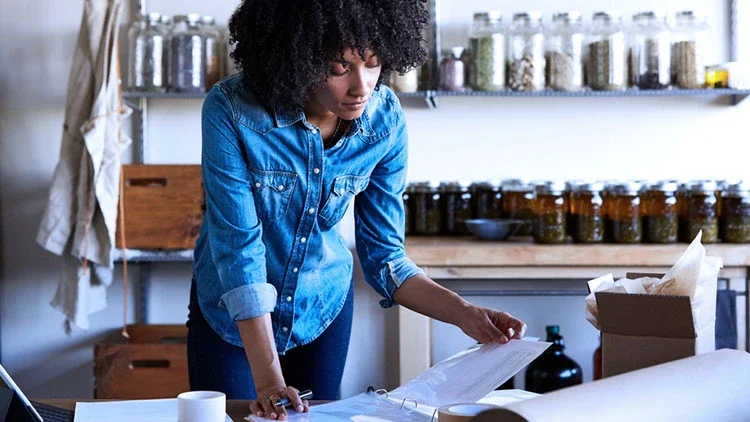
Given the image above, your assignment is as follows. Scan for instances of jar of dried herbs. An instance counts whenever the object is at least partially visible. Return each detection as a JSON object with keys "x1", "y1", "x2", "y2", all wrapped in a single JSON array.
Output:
[
  {"x1": 470, "y1": 11, "x2": 506, "y2": 91},
  {"x1": 169, "y1": 14, "x2": 206, "y2": 93},
  {"x1": 630, "y1": 11, "x2": 672, "y2": 90},
  {"x1": 587, "y1": 11, "x2": 627, "y2": 91},
  {"x1": 470, "y1": 180, "x2": 503, "y2": 219},
  {"x1": 440, "y1": 180, "x2": 473, "y2": 236},
  {"x1": 720, "y1": 182, "x2": 750, "y2": 243},
  {"x1": 413, "y1": 181, "x2": 442, "y2": 236},
  {"x1": 502, "y1": 179, "x2": 535, "y2": 236},
  {"x1": 672, "y1": 11, "x2": 711, "y2": 89},
  {"x1": 128, "y1": 13, "x2": 169, "y2": 92},
  {"x1": 403, "y1": 183, "x2": 415, "y2": 236},
  {"x1": 683, "y1": 181, "x2": 719, "y2": 243},
  {"x1": 508, "y1": 12, "x2": 546, "y2": 92},
  {"x1": 533, "y1": 181, "x2": 568, "y2": 244},
  {"x1": 605, "y1": 182, "x2": 642, "y2": 243},
  {"x1": 545, "y1": 12, "x2": 585, "y2": 92},
  {"x1": 643, "y1": 181, "x2": 679, "y2": 243},
  {"x1": 571, "y1": 182, "x2": 605, "y2": 243}
]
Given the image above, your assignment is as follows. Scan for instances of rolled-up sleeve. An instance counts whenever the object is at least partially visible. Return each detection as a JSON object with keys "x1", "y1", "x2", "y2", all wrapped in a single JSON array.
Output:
[
  {"x1": 354, "y1": 107, "x2": 424, "y2": 308},
  {"x1": 202, "y1": 85, "x2": 277, "y2": 321}
]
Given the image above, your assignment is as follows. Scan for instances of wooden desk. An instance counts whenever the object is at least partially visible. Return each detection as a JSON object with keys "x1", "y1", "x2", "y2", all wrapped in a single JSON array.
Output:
[{"x1": 399, "y1": 237, "x2": 750, "y2": 384}]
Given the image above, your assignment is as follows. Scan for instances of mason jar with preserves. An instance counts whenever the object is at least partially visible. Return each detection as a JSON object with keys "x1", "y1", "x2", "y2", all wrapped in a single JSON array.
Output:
[
  {"x1": 470, "y1": 180, "x2": 502, "y2": 219},
  {"x1": 545, "y1": 12, "x2": 585, "y2": 92},
  {"x1": 672, "y1": 11, "x2": 711, "y2": 89},
  {"x1": 630, "y1": 11, "x2": 672, "y2": 90},
  {"x1": 605, "y1": 182, "x2": 642, "y2": 243},
  {"x1": 533, "y1": 181, "x2": 568, "y2": 244},
  {"x1": 571, "y1": 182, "x2": 605, "y2": 243},
  {"x1": 471, "y1": 11, "x2": 506, "y2": 91},
  {"x1": 413, "y1": 181, "x2": 442, "y2": 236},
  {"x1": 440, "y1": 180, "x2": 473, "y2": 236},
  {"x1": 683, "y1": 181, "x2": 718, "y2": 243},
  {"x1": 508, "y1": 12, "x2": 545, "y2": 92},
  {"x1": 403, "y1": 183, "x2": 415, "y2": 236},
  {"x1": 587, "y1": 11, "x2": 627, "y2": 91},
  {"x1": 643, "y1": 181, "x2": 679, "y2": 243},
  {"x1": 720, "y1": 182, "x2": 750, "y2": 243},
  {"x1": 502, "y1": 179, "x2": 535, "y2": 236}
]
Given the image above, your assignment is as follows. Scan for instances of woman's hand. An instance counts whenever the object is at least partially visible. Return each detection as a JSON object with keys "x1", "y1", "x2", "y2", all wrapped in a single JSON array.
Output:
[
  {"x1": 457, "y1": 304, "x2": 527, "y2": 345},
  {"x1": 250, "y1": 384, "x2": 309, "y2": 420}
]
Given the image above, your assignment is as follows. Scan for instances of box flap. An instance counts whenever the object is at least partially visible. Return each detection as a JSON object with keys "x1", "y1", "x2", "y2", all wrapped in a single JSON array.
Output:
[{"x1": 595, "y1": 292, "x2": 695, "y2": 338}]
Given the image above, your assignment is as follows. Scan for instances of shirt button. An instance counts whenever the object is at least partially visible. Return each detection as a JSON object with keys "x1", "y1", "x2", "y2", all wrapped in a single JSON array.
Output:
[
  {"x1": 286, "y1": 296, "x2": 292, "y2": 302},
  {"x1": 278, "y1": 185, "x2": 284, "y2": 191},
  {"x1": 311, "y1": 129, "x2": 318, "y2": 134},
  {"x1": 300, "y1": 237, "x2": 307, "y2": 243},
  {"x1": 313, "y1": 168, "x2": 320, "y2": 174},
  {"x1": 255, "y1": 182, "x2": 261, "y2": 188},
  {"x1": 308, "y1": 208, "x2": 315, "y2": 214},
  {"x1": 339, "y1": 188, "x2": 345, "y2": 195},
  {"x1": 282, "y1": 326, "x2": 289, "y2": 332},
  {"x1": 292, "y1": 267, "x2": 298, "y2": 273}
]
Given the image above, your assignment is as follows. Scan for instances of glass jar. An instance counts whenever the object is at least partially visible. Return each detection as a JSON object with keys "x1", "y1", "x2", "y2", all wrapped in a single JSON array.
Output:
[
  {"x1": 565, "y1": 180, "x2": 584, "y2": 236},
  {"x1": 471, "y1": 11, "x2": 506, "y2": 91},
  {"x1": 533, "y1": 181, "x2": 568, "y2": 244},
  {"x1": 200, "y1": 15, "x2": 222, "y2": 91},
  {"x1": 502, "y1": 179, "x2": 535, "y2": 236},
  {"x1": 721, "y1": 182, "x2": 750, "y2": 243},
  {"x1": 684, "y1": 181, "x2": 718, "y2": 243},
  {"x1": 672, "y1": 11, "x2": 711, "y2": 89},
  {"x1": 403, "y1": 183, "x2": 415, "y2": 236},
  {"x1": 128, "y1": 13, "x2": 168, "y2": 92},
  {"x1": 390, "y1": 69, "x2": 419, "y2": 93},
  {"x1": 169, "y1": 13, "x2": 206, "y2": 93},
  {"x1": 571, "y1": 182, "x2": 605, "y2": 243},
  {"x1": 413, "y1": 181, "x2": 442, "y2": 236},
  {"x1": 439, "y1": 47, "x2": 467, "y2": 91},
  {"x1": 587, "y1": 11, "x2": 627, "y2": 91},
  {"x1": 440, "y1": 180, "x2": 473, "y2": 236},
  {"x1": 508, "y1": 12, "x2": 546, "y2": 92},
  {"x1": 643, "y1": 181, "x2": 679, "y2": 243},
  {"x1": 545, "y1": 12, "x2": 585, "y2": 92},
  {"x1": 605, "y1": 182, "x2": 642, "y2": 243},
  {"x1": 630, "y1": 11, "x2": 672, "y2": 90},
  {"x1": 470, "y1": 181, "x2": 503, "y2": 219}
]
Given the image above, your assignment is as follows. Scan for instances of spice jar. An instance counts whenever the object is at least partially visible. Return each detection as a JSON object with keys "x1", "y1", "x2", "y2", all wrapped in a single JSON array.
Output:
[
  {"x1": 390, "y1": 69, "x2": 420, "y2": 93},
  {"x1": 413, "y1": 181, "x2": 442, "y2": 236},
  {"x1": 440, "y1": 180, "x2": 473, "y2": 236},
  {"x1": 470, "y1": 11, "x2": 506, "y2": 91},
  {"x1": 571, "y1": 182, "x2": 605, "y2": 243},
  {"x1": 545, "y1": 12, "x2": 585, "y2": 92},
  {"x1": 630, "y1": 11, "x2": 672, "y2": 90},
  {"x1": 605, "y1": 182, "x2": 642, "y2": 243},
  {"x1": 643, "y1": 181, "x2": 679, "y2": 243},
  {"x1": 128, "y1": 13, "x2": 168, "y2": 92},
  {"x1": 439, "y1": 47, "x2": 468, "y2": 91},
  {"x1": 587, "y1": 11, "x2": 628, "y2": 91},
  {"x1": 720, "y1": 182, "x2": 750, "y2": 243},
  {"x1": 502, "y1": 179, "x2": 535, "y2": 236},
  {"x1": 403, "y1": 183, "x2": 415, "y2": 236},
  {"x1": 169, "y1": 14, "x2": 206, "y2": 93},
  {"x1": 200, "y1": 16, "x2": 222, "y2": 91},
  {"x1": 684, "y1": 181, "x2": 718, "y2": 243},
  {"x1": 672, "y1": 11, "x2": 711, "y2": 89},
  {"x1": 508, "y1": 12, "x2": 546, "y2": 92},
  {"x1": 533, "y1": 181, "x2": 568, "y2": 244},
  {"x1": 470, "y1": 181, "x2": 503, "y2": 219}
]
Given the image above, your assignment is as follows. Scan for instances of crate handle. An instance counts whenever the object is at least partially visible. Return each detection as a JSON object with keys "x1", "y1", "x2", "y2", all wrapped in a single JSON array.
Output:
[
  {"x1": 126, "y1": 177, "x2": 168, "y2": 188},
  {"x1": 159, "y1": 336, "x2": 188, "y2": 345},
  {"x1": 129, "y1": 359, "x2": 171, "y2": 369}
]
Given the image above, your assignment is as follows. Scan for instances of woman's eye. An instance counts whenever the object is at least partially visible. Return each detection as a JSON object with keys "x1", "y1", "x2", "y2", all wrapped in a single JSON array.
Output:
[{"x1": 330, "y1": 62, "x2": 348, "y2": 75}]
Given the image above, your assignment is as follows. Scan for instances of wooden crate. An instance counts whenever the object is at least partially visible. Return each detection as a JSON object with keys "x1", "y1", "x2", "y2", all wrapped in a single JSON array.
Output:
[
  {"x1": 94, "y1": 324, "x2": 189, "y2": 399},
  {"x1": 116, "y1": 164, "x2": 204, "y2": 250}
]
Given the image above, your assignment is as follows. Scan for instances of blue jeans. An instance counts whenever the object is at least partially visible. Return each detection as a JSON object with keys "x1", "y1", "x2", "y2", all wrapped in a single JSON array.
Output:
[{"x1": 187, "y1": 281, "x2": 353, "y2": 400}]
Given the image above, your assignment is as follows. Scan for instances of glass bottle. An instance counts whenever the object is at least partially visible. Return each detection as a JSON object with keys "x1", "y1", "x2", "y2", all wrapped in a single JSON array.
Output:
[
  {"x1": 413, "y1": 181, "x2": 442, "y2": 236},
  {"x1": 403, "y1": 183, "x2": 415, "y2": 236},
  {"x1": 470, "y1": 181, "x2": 503, "y2": 219},
  {"x1": 672, "y1": 11, "x2": 711, "y2": 89},
  {"x1": 593, "y1": 335, "x2": 603, "y2": 381},
  {"x1": 525, "y1": 326, "x2": 583, "y2": 393},
  {"x1": 533, "y1": 181, "x2": 568, "y2": 244},
  {"x1": 200, "y1": 15, "x2": 223, "y2": 91},
  {"x1": 605, "y1": 181, "x2": 642, "y2": 243},
  {"x1": 169, "y1": 13, "x2": 206, "y2": 93},
  {"x1": 390, "y1": 69, "x2": 420, "y2": 93},
  {"x1": 128, "y1": 13, "x2": 168, "y2": 92},
  {"x1": 684, "y1": 181, "x2": 719, "y2": 243},
  {"x1": 471, "y1": 11, "x2": 506, "y2": 91},
  {"x1": 439, "y1": 47, "x2": 467, "y2": 91},
  {"x1": 587, "y1": 11, "x2": 627, "y2": 91},
  {"x1": 643, "y1": 181, "x2": 679, "y2": 243},
  {"x1": 502, "y1": 179, "x2": 535, "y2": 236},
  {"x1": 571, "y1": 182, "x2": 605, "y2": 243},
  {"x1": 440, "y1": 180, "x2": 473, "y2": 236},
  {"x1": 720, "y1": 181, "x2": 750, "y2": 243},
  {"x1": 508, "y1": 12, "x2": 546, "y2": 92},
  {"x1": 545, "y1": 12, "x2": 585, "y2": 92},
  {"x1": 630, "y1": 11, "x2": 672, "y2": 90}
]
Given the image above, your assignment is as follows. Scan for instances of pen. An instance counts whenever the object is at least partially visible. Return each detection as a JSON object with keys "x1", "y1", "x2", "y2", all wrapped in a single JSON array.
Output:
[{"x1": 273, "y1": 389, "x2": 314, "y2": 408}]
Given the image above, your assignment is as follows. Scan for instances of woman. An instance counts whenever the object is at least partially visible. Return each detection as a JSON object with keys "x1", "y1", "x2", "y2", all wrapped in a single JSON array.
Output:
[{"x1": 188, "y1": 0, "x2": 527, "y2": 419}]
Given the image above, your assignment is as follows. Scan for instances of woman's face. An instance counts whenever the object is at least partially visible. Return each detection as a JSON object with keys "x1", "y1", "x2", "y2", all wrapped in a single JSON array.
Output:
[{"x1": 308, "y1": 48, "x2": 382, "y2": 121}]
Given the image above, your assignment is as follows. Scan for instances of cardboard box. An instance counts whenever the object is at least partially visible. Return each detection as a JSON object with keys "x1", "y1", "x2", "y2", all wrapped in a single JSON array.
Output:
[{"x1": 596, "y1": 290, "x2": 715, "y2": 378}]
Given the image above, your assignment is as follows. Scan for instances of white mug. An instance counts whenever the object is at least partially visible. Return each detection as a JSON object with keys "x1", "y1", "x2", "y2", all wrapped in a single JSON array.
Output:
[{"x1": 177, "y1": 391, "x2": 226, "y2": 422}]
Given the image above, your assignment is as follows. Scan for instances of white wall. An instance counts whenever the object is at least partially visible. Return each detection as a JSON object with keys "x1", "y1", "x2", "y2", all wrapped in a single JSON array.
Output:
[{"x1": 0, "y1": 0, "x2": 748, "y2": 400}]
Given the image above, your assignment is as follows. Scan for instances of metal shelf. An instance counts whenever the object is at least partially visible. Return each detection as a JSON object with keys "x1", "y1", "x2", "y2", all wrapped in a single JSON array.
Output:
[
  {"x1": 123, "y1": 91, "x2": 207, "y2": 100},
  {"x1": 113, "y1": 249, "x2": 194, "y2": 263}
]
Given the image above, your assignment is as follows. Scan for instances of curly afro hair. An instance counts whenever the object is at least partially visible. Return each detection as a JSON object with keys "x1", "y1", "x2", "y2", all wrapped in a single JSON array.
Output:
[{"x1": 227, "y1": 0, "x2": 429, "y2": 111}]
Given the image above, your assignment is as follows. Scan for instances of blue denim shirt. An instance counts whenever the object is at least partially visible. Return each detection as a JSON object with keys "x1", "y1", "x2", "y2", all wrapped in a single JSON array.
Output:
[{"x1": 192, "y1": 74, "x2": 424, "y2": 354}]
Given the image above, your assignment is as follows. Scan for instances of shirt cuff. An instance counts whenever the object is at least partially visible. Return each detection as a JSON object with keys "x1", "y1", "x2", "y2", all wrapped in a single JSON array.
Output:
[
  {"x1": 219, "y1": 283, "x2": 278, "y2": 321},
  {"x1": 379, "y1": 256, "x2": 425, "y2": 309}
]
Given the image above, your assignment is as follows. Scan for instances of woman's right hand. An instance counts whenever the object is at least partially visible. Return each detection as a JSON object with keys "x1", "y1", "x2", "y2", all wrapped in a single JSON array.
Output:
[{"x1": 250, "y1": 384, "x2": 309, "y2": 420}]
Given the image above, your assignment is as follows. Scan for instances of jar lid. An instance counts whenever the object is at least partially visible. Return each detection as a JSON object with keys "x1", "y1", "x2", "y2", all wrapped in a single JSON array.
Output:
[
  {"x1": 450, "y1": 46, "x2": 464, "y2": 59},
  {"x1": 502, "y1": 179, "x2": 531, "y2": 192},
  {"x1": 593, "y1": 10, "x2": 622, "y2": 21},
  {"x1": 160, "y1": 15, "x2": 173, "y2": 25},
  {"x1": 486, "y1": 11, "x2": 502, "y2": 21},
  {"x1": 689, "y1": 180, "x2": 718, "y2": 194},
  {"x1": 473, "y1": 12, "x2": 490, "y2": 20},
  {"x1": 633, "y1": 11, "x2": 666, "y2": 21},
  {"x1": 648, "y1": 181, "x2": 678, "y2": 193},
  {"x1": 576, "y1": 182, "x2": 605, "y2": 193},
  {"x1": 173, "y1": 14, "x2": 188, "y2": 23},
  {"x1": 723, "y1": 181, "x2": 750, "y2": 196},
  {"x1": 201, "y1": 15, "x2": 216, "y2": 25},
  {"x1": 609, "y1": 181, "x2": 642, "y2": 196},
  {"x1": 552, "y1": 12, "x2": 582, "y2": 23},
  {"x1": 513, "y1": 11, "x2": 542, "y2": 22},
  {"x1": 147, "y1": 12, "x2": 162, "y2": 23},
  {"x1": 186, "y1": 13, "x2": 202, "y2": 23},
  {"x1": 535, "y1": 180, "x2": 567, "y2": 195}
]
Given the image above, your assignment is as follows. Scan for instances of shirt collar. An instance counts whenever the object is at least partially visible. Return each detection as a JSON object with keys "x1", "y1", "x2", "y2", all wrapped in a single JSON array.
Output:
[{"x1": 272, "y1": 100, "x2": 375, "y2": 137}]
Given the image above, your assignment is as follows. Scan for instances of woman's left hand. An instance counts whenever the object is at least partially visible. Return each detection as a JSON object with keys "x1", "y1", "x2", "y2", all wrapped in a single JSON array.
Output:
[{"x1": 456, "y1": 305, "x2": 527, "y2": 345}]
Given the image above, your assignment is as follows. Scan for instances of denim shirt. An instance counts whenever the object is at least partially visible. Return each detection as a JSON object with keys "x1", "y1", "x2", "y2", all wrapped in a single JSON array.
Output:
[{"x1": 192, "y1": 74, "x2": 424, "y2": 354}]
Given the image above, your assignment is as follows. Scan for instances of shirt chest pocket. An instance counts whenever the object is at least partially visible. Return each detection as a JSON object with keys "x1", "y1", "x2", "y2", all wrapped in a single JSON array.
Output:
[
  {"x1": 248, "y1": 168, "x2": 297, "y2": 222},
  {"x1": 319, "y1": 175, "x2": 370, "y2": 226}
]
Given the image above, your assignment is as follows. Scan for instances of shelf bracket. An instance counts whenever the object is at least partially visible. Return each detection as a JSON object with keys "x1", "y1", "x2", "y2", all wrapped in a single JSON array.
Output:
[{"x1": 731, "y1": 94, "x2": 748, "y2": 105}]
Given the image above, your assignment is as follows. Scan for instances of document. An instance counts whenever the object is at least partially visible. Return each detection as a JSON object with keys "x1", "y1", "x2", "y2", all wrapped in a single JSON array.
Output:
[{"x1": 74, "y1": 399, "x2": 232, "y2": 422}]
